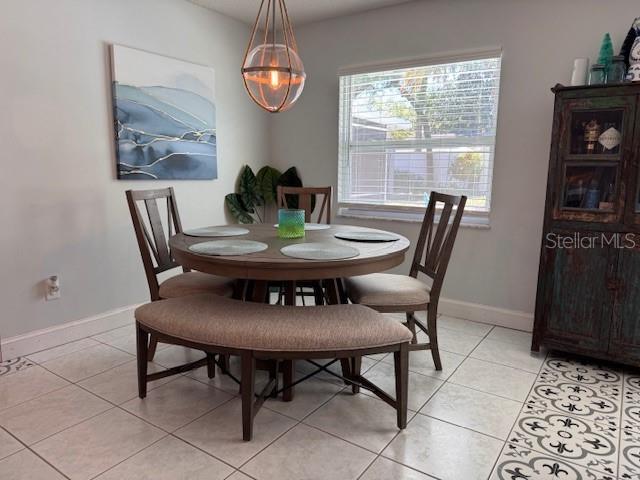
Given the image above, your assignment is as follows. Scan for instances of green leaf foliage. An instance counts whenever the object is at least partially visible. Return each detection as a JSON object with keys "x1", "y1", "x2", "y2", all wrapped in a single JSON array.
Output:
[
  {"x1": 239, "y1": 165, "x2": 264, "y2": 212},
  {"x1": 256, "y1": 166, "x2": 282, "y2": 205},
  {"x1": 225, "y1": 193, "x2": 254, "y2": 224},
  {"x1": 277, "y1": 167, "x2": 304, "y2": 209}
]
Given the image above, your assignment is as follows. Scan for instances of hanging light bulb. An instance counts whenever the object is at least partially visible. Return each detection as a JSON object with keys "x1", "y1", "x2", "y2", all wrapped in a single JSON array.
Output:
[{"x1": 242, "y1": 0, "x2": 306, "y2": 113}]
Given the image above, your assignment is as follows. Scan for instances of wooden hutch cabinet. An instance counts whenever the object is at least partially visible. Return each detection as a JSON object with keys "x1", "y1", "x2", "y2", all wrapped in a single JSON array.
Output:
[{"x1": 532, "y1": 83, "x2": 640, "y2": 367}]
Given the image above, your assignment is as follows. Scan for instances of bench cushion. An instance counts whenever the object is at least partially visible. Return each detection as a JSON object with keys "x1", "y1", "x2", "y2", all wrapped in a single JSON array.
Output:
[
  {"x1": 135, "y1": 294, "x2": 412, "y2": 352},
  {"x1": 345, "y1": 273, "x2": 430, "y2": 307},
  {"x1": 159, "y1": 272, "x2": 234, "y2": 299}
]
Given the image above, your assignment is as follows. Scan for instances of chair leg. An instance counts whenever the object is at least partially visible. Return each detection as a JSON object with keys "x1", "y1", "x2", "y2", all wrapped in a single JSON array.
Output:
[
  {"x1": 147, "y1": 336, "x2": 159, "y2": 361},
  {"x1": 220, "y1": 354, "x2": 230, "y2": 374},
  {"x1": 136, "y1": 323, "x2": 149, "y2": 399},
  {"x1": 336, "y1": 278, "x2": 348, "y2": 304},
  {"x1": 312, "y1": 282, "x2": 324, "y2": 305},
  {"x1": 394, "y1": 344, "x2": 409, "y2": 429},
  {"x1": 405, "y1": 312, "x2": 418, "y2": 344},
  {"x1": 282, "y1": 360, "x2": 294, "y2": 402},
  {"x1": 351, "y1": 357, "x2": 362, "y2": 394},
  {"x1": 270, "y1": 361, "x2": 280, "y2": 399},
  {"x1": 241, "y1": 352, "x2": 256, "y2": 441},
  {"x1": 340, "y1": 359, "x2": 352, "y2": 386},
  {"x1": 233, "y1": 279, "x2": 247, "y2": 300},
  {"x1": 206, "y1": 353, "x2": 216, "y2": 379},
  {"x1": 427, "y1": 306, "x2": 442, "y2": 371}
]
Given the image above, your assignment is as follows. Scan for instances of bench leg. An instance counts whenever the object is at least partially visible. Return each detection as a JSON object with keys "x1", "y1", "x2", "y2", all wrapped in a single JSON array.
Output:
[
  {"x1": 394, "y1": 344, "x2": 409, "y2": 429},
  {"x1": 136, "y1": 324, "x2": 149, "y2": 399},
  {"x1": 241, "y1": 352, "x2": 256, "y2": 441}
]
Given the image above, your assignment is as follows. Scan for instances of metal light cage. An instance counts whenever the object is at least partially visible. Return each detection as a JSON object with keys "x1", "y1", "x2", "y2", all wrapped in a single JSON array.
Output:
[{"x1": 241, "y1": 0, "x2": 306, "y2": 113}]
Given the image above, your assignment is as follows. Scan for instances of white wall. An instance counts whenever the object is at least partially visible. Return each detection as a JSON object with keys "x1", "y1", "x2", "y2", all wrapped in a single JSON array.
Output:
[
  {"x1": 270, "y1": 0, "x2": 639, "y2": 326},
  {"x1": 0, "y1": 0, "x2": 269, "y2": 339}
]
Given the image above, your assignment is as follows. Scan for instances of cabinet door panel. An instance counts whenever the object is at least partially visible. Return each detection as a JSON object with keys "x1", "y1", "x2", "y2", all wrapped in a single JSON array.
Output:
[
  {"x1": 546, "y1": 240, "x2": 615, "y2": 352},
  {"x1": 610, "y1": 240, "x2": 640, "y2": 361},
  {"x1": 624, "y1": 105, "x2": 640, "y2": 227},
  {"x1": 553, "y1": 95, "x2": 636, "y2": 224}
]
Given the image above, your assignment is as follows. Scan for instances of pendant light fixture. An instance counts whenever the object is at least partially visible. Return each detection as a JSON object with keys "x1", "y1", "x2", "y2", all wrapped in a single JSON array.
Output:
[{"x1": 242, "y1": 0, "x2": 306, "y2": 113}]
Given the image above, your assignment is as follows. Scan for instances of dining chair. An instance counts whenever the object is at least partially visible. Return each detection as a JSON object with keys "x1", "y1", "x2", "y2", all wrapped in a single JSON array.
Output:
[
  {"x1": 277, "y1": 186, "x2": 332, "y2": 224},
  {"x1": 276, "y1": 185, "x2": 333, "y2": 305},
  {"x1": 126, "y1": 188, "x2": 236, "y2": 360},
  {"x1": 344, "y1": 192, "x2": 467, "y2": 373}
]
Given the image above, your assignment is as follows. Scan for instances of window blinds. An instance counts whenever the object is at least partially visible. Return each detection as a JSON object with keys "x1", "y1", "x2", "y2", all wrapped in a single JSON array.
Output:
[{"x1": 338, "y1": 55, "x2": 502, "y2": 212}]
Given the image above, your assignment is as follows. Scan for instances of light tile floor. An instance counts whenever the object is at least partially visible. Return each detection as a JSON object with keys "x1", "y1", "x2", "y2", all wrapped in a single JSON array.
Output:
[{"x1": 1, "y1": 314, "x2": 639, "y2": 480}]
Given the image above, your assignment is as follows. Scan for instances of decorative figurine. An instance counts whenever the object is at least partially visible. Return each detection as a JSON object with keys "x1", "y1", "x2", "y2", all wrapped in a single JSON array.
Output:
[
  {"x1": 620, "y1": 17, "x2": 640, "y2": 68},
  {"x1": 583, "y1": 119, "x2": 602, "y2": 154},
  {"x1": 627, "y1": 36, "x2": 640, "y2": 81},
  {"x1": 621, "y1": 17, "x2": 640, "y2": 81}
]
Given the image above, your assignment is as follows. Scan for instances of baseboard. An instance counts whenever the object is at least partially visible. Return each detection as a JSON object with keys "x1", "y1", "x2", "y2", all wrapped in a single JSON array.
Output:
[
  {"x1": 1, "y1": 304, "x2": 139, "y2": 361},
  {"x1": 438, "y1": 297, "x2": 534, "y2": 332}
]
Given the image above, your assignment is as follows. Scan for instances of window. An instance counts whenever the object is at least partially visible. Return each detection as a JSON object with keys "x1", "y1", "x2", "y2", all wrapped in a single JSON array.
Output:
[{"x1": 338, "y1": 52, "x2": 502, "y2": 220}]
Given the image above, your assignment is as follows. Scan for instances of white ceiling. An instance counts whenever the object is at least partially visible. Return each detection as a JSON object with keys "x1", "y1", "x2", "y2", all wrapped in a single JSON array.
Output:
[{"x1": 189, "y1": 0, "x2": 416, "y2": 25}]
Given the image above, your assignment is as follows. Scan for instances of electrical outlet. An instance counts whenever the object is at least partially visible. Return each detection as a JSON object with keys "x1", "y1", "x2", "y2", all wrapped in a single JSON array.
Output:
[{"x1": 46, "y1": 275, "x2": 61, "y2": 301}]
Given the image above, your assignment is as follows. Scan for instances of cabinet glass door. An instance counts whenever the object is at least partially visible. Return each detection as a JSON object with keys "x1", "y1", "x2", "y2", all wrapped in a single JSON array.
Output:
[
  {"x1": 561, "y1": 164, "x2": 617, "y2": 211},
  {"x1": 554, "y1": 95, "x2": 636, "y2": 224},
  {"x1": 568, "y1": 110, "x2": 624, "y2": 157}
]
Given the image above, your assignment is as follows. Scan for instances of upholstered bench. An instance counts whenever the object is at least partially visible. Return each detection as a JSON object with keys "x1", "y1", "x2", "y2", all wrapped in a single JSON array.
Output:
[{"x1": 135, "y1": 293, "x2": 412, "y2": 441}]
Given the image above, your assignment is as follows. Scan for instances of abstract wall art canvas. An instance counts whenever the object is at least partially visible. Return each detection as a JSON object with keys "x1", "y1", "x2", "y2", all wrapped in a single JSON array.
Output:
[{"x1": 111, "y1": 45, "x2": 217, "y2": 180}]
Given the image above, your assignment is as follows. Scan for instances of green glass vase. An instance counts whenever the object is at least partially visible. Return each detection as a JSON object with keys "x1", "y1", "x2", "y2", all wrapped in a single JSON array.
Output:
[{"x1": 278, "y1": 209, "x2": 305, "y2": 239}]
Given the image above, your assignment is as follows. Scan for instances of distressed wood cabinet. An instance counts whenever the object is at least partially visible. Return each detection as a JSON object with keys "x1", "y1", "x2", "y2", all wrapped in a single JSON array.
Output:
[{"x1": 532, "y1": 83, "x2": 640, "y2": 367}]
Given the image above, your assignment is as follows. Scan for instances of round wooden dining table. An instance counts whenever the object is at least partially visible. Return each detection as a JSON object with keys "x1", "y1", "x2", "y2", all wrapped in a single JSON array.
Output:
[
  {"x1": 169, "y1": 223, "x2": 410, "y2": 400},
  {"x1": 169, "y1": 223, "x2": 410, "y2": 303}
]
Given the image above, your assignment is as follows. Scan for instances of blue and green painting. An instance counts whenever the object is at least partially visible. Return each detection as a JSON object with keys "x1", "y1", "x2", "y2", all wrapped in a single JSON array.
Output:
[{"x1": 111, "y1": 45, "x2": 217, "y2": 180}]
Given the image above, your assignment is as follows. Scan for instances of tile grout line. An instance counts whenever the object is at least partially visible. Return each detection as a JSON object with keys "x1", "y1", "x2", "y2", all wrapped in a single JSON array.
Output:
[
  {"x1": 236, "y1": 357, "x2": 386, "y2": 471},
  {"x1": 72, "y1": 377, "x2": 241, "y2": 477},
  {"x1": 437, "y1": 322, "x2": 505, "y2": 480},
  {"x1": 357, "y1": 321, "x2": 497, "y2": 480},
  {"x1": 28, "y1": 342, "x2": 134, "y2": 369},
  {"x1": 86, "y1": 433, "x2": 171, "y2": 480},
  {"x1": 362, "y1": 326, "x2": 489, "y2": 480},
  {"x1": 483, "y1": 347, "x2": 551, "y2": 479},
  {"x1": 235, "y1": 354, "x2": 394, "y2": 474},
  {"x1": 29, "y1": 359, "x2": 246, "y2": 478},
  {"x1": 0, "y1": 425, "x2": 72, "y2": 480},
  {"x1": 25, "y1": 338, "x2": 106, "y2": 363}
]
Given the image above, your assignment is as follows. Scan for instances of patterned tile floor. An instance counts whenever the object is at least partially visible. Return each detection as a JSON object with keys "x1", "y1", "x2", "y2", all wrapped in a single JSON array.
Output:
[{"x1": 0, "y1": 313, "x2": 638, "y2": 480}]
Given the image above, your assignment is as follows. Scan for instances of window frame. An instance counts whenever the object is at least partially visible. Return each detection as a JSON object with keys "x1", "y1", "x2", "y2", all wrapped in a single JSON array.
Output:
[{"x1": 337, "y1": 47, "x2": 503, "y2": 226}]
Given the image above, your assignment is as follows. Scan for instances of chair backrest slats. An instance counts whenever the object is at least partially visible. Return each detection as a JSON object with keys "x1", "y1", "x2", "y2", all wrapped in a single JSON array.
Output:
[
  {"x1": 409, "y1": 192, "x2": 466, "y2": 301},
  {"x1": 126, "y1": 188, "x2": 187, "y2": 301},
  {"x1": 277, "y1": 186, "x2": 332, "y2": 224},
  {"x1": 144, "y1": 198, "x2": 173, "y2": 270}
]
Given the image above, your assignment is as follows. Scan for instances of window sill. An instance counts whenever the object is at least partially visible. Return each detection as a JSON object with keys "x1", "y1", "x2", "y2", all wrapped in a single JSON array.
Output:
[{"x1": 337, "y1": 206, "x2": 491, "y2": 229}]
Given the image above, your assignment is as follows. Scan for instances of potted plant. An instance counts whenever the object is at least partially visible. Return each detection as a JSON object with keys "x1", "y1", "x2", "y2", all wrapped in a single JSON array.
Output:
[{"x1": 225, "y1": 165, "x2": 307, "y2": 223}]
